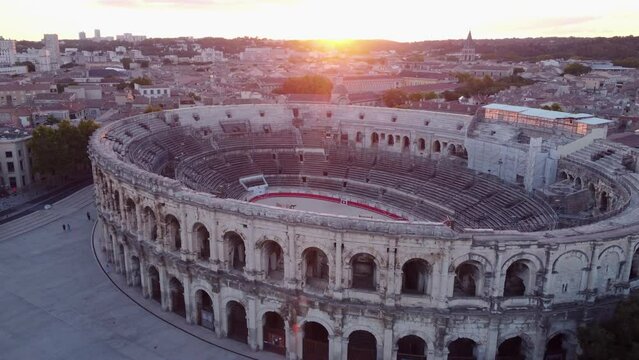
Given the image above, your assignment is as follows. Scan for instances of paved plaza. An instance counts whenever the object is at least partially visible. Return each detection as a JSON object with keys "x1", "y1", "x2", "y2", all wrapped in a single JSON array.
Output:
[{"x1": 0, "y1": 186, "x2": 273, "y2": 360}]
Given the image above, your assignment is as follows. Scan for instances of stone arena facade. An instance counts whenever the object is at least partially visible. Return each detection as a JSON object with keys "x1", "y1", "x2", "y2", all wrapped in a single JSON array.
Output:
[{"x1": 89, "y1": 104, "x2": 639, "y2": 360}]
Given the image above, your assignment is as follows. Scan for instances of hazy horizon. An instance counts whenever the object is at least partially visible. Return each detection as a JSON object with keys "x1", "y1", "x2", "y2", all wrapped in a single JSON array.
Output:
[{"x1": 1, "y1": 0, "x2": 638, "y2": 42}]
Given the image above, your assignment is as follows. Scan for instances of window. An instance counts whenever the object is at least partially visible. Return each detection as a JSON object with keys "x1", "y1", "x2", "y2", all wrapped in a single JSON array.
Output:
[
  {"x1": 5, "y1": 151, "x2": 12, "y2": 158},
  {"x1": 9, "y1": 177, "x2": 16, "y2": 188},
  {"x1": 7, "y1": 162, "x2": 15, "y2": 172},
  {"x1": 19, "y1": 160, "x2": 23, "y2": 171},
  {"x1": 18, "y1": 150, "x2": 22, "y2": 157}
]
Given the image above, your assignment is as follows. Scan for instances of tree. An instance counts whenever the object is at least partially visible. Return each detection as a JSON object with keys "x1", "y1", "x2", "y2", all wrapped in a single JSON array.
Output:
[
  {"x1": 121, "y1": 57, "x2": 132, "y2": 70},
  {"x1": 578, "y1": 295, "x2": 639, "y2": 360},
  {"x1": 275, "y1": 75, "x2": 333, "y2": 95},
  {"x1": 144, "y1": 105, "x2": 163, "y2": 113},
  {"x1": 563, "y1": 62, "x2": 591, "y2": 76},
  {"x1": 382, "y1": 89, "x2": 408, "y2": 108},
  {"x1": 542, "y1": 103, "x2": 563, "y2": 111},
  {"x1": 130, "y1": 76, "x2": 153, "y2": 86},
  {"x1": 29, "y1": 120, "x2": 99, "y2": 183}
]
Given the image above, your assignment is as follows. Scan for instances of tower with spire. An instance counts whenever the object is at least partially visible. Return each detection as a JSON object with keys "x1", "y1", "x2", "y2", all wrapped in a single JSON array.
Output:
[{"x1": 461, "y1": 31, "x2": 476, "y2": 62}]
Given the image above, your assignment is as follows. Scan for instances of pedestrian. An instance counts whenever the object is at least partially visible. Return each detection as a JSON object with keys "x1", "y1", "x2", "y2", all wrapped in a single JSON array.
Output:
[
  {"x1": 62, "y1": 224, "x2": 66, "y2": 231},
  {"x1": 67, "y1": 223, "x2": 71, "y2": 231},
  {"x1": 86, "y1": 211, "x2": 91, "y2": 221}
]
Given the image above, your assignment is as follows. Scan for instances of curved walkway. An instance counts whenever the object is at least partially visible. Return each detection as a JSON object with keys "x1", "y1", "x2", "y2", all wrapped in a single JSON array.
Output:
[{"x1": 0, "y1": 185, "x2": 273, "y2": 360}]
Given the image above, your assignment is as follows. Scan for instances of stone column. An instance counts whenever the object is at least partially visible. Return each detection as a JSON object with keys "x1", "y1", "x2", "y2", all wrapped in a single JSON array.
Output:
[
  {"x1": 209, "y1": 216, "x2": 220, "y2": 270},
  {"x1": 484, "y1": 318, "x2": 500, "y2": 359},
  {"x1": 159, "y1": 266, "x2": 169, "y2": 311},
  {"x1": 212, "y1": 292, "x2": 222, "y2": 338},
  {"x1": 340, "y1": 336, "x2": 349, "y2": 360},
  {"x1": 382, "y1": 318, "x2": 394, "y2": 360},
  {"x1": 286, "y1": 227, "x2": 298, "y2": 290},
  {"x1": 245, "y1": 221, "x2": 256, "y2": 281},
  {"x1": 183, "y1": 275, "x2": 194, "y2": 324},
  {"x1": 139, "y1": 258, "x2": 149, "y2": 298},
  {"x1": 329, "y1": 334, "x2": 342, "y2": 360},
  {"x1": 247, "y1": 296, "x2": 258, "y2": 351},
  {"x1": 285, "y1": 321, "x2": 296, "y2": 360}
]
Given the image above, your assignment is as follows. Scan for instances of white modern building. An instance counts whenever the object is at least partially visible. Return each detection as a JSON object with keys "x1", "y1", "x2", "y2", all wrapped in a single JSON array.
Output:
[
  {"x1": 43, "y1": 34, "x2": 60, "y2": 70},
  {"x1": 0, "y1": 38, "x2": 17, "y2": 66}
]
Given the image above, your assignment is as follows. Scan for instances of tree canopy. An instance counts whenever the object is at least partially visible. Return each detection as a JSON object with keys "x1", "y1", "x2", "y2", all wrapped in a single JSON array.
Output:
[
  {"x1": 563, "y1": 63, "x2": 592, "y2": 76},
  {"x1": 382, "y1": 89, "x2": 408, "y2": 108},
  {"x1": 274, "y1": 75, "x2": 333, "y2": 95},
  {"x1": 29, "y1": 120, "x2": 100, "y2": 182},
  {"x1": 578, "y1": 295, "x2": 639, "y2": 360}
]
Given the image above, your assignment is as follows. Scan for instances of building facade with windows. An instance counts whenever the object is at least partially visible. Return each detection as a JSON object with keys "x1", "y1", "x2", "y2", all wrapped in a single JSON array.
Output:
[{"x1": 0, "y1": 127, "x2": 33, "y2": 191}]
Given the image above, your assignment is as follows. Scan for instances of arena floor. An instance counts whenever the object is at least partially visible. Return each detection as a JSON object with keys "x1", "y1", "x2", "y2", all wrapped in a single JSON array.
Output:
[{"x1": 250, "y1": 192, "x2": 405, "y2": 220}]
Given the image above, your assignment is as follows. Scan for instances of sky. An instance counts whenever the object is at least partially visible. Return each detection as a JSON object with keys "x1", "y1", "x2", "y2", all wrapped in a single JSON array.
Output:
[{"x1": 1, "y1": 0, "x2": 638, "y2": 42}]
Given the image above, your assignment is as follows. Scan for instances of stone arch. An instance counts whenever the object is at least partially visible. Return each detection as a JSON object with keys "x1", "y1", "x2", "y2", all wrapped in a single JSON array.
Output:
[
  {"x1": 194, "y1": 288, "x2": 214, "y2": 330},
  {"x1": 497, "y1": 335, "x2": 531, "y2": 359},
  {"x1": 574, "y1": 177, "x2": 583, "y2": 189},
  {"x1": 630, "y1": 244, "x2": 639, "y2": 281},
  {"x1": 344, "y1": 325, "x2": 384, "y2": 350},
  {"x1": 349, "y1": 253, "x2": 377, "y2": 290},
  {"x1": 301, "y1": 321, "x2": 330, "y2": 360},
  {"x1": 432, "y1": 140, "x2": 441, "y2": 153},
  {"x1": 503, "y1": 259, "x2": 535, "y2": 297},
  {"x1": 599, "y1": 191, "x2": 609, "y2": 211},
  {"x1": 301, "y1": 247, "x2": 330, "y2": 290},
  {"x1": 260, "y1": 240, "x2": 284, "y2": 281},
  {"x1": 192, "y1": 222, "x2": 210, "y2": 260},
  {"x1": 559, "y1": 170, "x2": 568, "y2": 181},
  {"x1": 224, "y1": 231, "x2": 246, "y2": 271},
  {"x1": 402, "y1": 136, "x2": 410, "y2": 152},
  {"x1": 147, "y1": 265, "x2": 161, "y2": 302},
  {"x1": 401, "y1": 258, "x2": 432, "y2": 295},
  {"x1": 418, "y1": 138, "x2": 426, "y2": 151},
  {"x1": 387, "y1": 134, "x2": 395, "y2": 146},
  {"x1": 447, "y1": 143, "x2": 456, "y2": 155},
  {"x1": 142, "y1": 206, "x2": 157, "y2": 241},
  {"x1": 356, "y1": 131, "x2": 364, "y2": 143},
  {"x1": 447, "y1": 337, "x2": 478, "y2": 359},
  {"x1": 371, "y1": 132, "x2": 379, "y2": 147},
  {"x1": 397, "y1": 335, "x2": 427, "y2": 359},
  {"x1": 125, "y1": 197, "x2": 137, "y2": 231},
  {"x1": 298, "y1": 316, "x2": 336, "y2": 337},
  {"x1": 164, "y1": 214, "x2": 181, "y2": 251},
  {"x1": 130, "y1": 255, "x2": 141, "y2": 287},
  {"x1": 501, "y1": 253, "x2": 544, "y2": 275},
  {"x1": 453, "y1": 260, "x2": 483, "y2": 297},
  {"x1": 596, "y1": 245, "x2": 623, "y2": 295},
  {"x1": 551, "y1": 250, "x2": 589, "y2": 301},
  {"x1": 450, "y1": 253, "x2": 494, "y2": 274},
  {"x1": 544, "y1": 332, "x2": 575, "y2": 360},
  {"x1": 262, "y1": 311, "x2": 286, "y2": 355},
  {"x1": 168, "y1": 276, "x2": 185, "y2": 317},
  {"x1": 348, "y1": 330, "x2": 377, "y2": 360},
  {"x1": 226, "y1": 300, "x2": 248, "y2": 343}
]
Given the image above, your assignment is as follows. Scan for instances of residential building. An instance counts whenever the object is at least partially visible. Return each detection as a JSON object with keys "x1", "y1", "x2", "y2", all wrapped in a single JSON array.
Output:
[
  {"x1": 79, "y1": 31, "x2": 86, "y2": 40},
  {"x1": 0, "y1": 38, "x2": 17, "y2": 66},
  {"x1": 134, "y1": 83, "x2": 171, "y2": 98},
  {"x1": 43, "y1": 34, "x2": 60, "y2": 70},
  {"x1": 0, "y1": 127, "x2": 33, "y2": 191},
  {"x1": 0, "y1": 84, "x2": 53, "y2": 106}
]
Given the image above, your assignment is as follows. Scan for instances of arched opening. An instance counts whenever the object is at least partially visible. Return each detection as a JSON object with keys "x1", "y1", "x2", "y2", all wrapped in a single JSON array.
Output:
[
  {"x1": 195, "y1": 290, "x2": 214, "y2": 330},
  {"x1": 447, "y1": 143, "x2": 456, "y2": 155},
  {"x1": 262, "y1": 240, "x2": 284, "y2": 281},
  {"x1": 348, "y1": 330, "x2": 376, "y2": 360},
  {"x1": 125, "y1": 198, "x2": 136, "y2": 231},
  {"x1": 303, "y1": 247, "x2": 329, "y2": 290},
  {"x1": 117, "y1": 243, "x2": 125, "y2": 274},
  {"x1": 544, "y1": 334, "x2": 566, "y2": 360},
  {"x1": 148, "y1": 266, "x2": 161, "y2": 303},
  {"x1": 402, "y1": 259, "x2": 430, "y2": 295},
  {"x1": 402, "y1": 136, "x2": 410, "y2": 152},
  {"x1": 227, "y1": 301, "x2": 248, "y2": 343},
  {"x1": 588, "y1": 183, "x2": 596, "y2": 207},
  {"x1": 397, "y1": 335, "x2": 426, "y2": 360},
  {"x1": 143, "y1": 207, "x2": 157, "y2": 241},
  {"x1": 356, "y1": 131, "x2": 364, "y2": 143},
  {"x1": 165, "y1": 214, "x2": 181, "y2": 251},
  {"x1": 574, "y1": 177, "x2": 583, "y2": 190},
  {"x1": 599, "y1": 191, "x2": 609, "y2": 212},
  {"x1": 169, "y1": 277, "x2": 185, "y2": 317},
  {"x1": 418, "y1": 138, "x2": 426, "y2": 151},
  {"x1": 193, "y1": 223, "x2": 210, "y2": 260},
  {"x1": 225, "y1": 231, "x2": 246, "y2": 271},
  {"x1": 351, "y1": 253, "x2": 376, "y2": 290},
  {"x1": 503, "y1": 260, "x2": 531, "y2": 297},
  {"x1": 448, "y1": 338, "x2": 476, "y2": 360},
  {"x1": 303, "y1": 322, "x2": 329, "y2": 360},
  {"x1": 432, "y1": 140, "x2": 441, "y2": 153},
  {"x1": 453, "y1": 261, "x2": 481, "y2": 297},
  {"x1": 388, "y1": 134, "x2": 395, "y2": 146},
  {"x1": 371, "y1": 132, "x2": 379, "y2": 147},
  {"x1": 130, "y1": 256, "x2": 141, "y2": 287},
  {"x1": 630, "y1": 248, "x2": 639, "y2": 280},
  {"x1": 559, "y1": 171, "x2": 568, "y2": 181},
  {"x1": 497, "y1": 336, "x2": 525, "y2": 360},
  {"x1": 262, "y1": 312, "x2": 286, "y2": 355}
]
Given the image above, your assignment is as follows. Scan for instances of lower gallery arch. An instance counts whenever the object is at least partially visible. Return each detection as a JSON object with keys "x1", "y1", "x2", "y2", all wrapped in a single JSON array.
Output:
[
  {"x1": 447, "y1": 338, "x2": 477, "y2": 360},
  {"x1": 347, "y1": 330, "x2": 376, "y2": 360},
  {"x1": 262, "y1": 311, "x2": 286, "y2": 355},
  {"x1": 497, "y1": 336, "x2": 528, "y2": 360},
  {"x1": 303, "y1": 321, "x2": 329, "y2": 360},
  {"x1": 194, "y1": 289, "x2": 214, "y2": 330},
  {"x1": 544, "y1": 333, "x2": 567, "y2": 360},
  {"x1": 148, "y1": 265, "x2": 161, "y2": 303},
  {"x1": 130, "y1": 255, "x2": 141, "y2": 287},
  {"x1": 397, "y1": 335, "x2": 427, "y2": 360},
  {"x1": 169, "y1": 277, "x2": 185, "y2": 317},
  {"x1": 227, "y1": 301, "x2": 248, "y2": 343}
]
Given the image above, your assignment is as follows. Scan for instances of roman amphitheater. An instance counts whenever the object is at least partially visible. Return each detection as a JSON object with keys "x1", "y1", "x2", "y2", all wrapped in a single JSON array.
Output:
[{"x1": 90, "y1": 103, "x2": 639, "y2": 360}]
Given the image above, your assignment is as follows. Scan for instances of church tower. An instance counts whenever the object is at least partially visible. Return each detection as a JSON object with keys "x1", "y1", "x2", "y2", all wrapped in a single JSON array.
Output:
[{"x1": 461, "y1": 31, "x2": 476, "y2": 62}]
